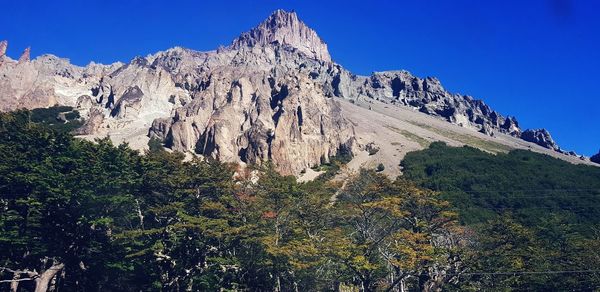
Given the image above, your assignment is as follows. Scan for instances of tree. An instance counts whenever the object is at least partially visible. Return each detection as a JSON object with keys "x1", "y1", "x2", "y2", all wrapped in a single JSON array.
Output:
[
  {"x1": 401, "y1": 142, "x2": 600, "y2": 290},
  {"x1": 115, "y1": 154, "x2": 251, "y2": 290},
  {"x1": 0, "y1": 111, "x2": 141, "y2": 291},
  {"x1": 324, "y1": 170, "x2": 464, "y2": 291}
]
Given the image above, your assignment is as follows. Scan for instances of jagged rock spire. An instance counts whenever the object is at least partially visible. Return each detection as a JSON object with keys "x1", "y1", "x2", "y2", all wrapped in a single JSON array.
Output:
[
  {"x1": 231, "y1": 9, "x2": 331, "y2": 62},
  {"x1": 521, "y1": 128, "x2": 559, "y2": 150},
  {"x1": 18, "y1": 47, "x2": 30, "y2": 63},
  {"x1": 0, "y1": 40, "x2": 7, "y2": 58}
]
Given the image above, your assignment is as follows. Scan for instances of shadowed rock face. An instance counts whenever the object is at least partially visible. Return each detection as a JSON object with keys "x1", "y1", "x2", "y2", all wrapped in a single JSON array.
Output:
[
  {"x1": 521, "y1": 129, "x2": 559, "y2": 150},
  {"x1": 591, "y1": 151, "x2": 600, "y2": 164},
  {"x1": 0, "y1": 9, "x2": 576, "y2": 172}
]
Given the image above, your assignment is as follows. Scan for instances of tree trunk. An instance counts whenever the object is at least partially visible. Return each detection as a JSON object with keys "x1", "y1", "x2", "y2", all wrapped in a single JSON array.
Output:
[
  {"x1": 34, "y1": 263, "x2": 64, "y2": 292},
  {"x1": 10, "y1": 273, "x2": 20, "y2": 292},
  {"x1": 275, "y1": 275, "x2": 281, "y2": 292}
]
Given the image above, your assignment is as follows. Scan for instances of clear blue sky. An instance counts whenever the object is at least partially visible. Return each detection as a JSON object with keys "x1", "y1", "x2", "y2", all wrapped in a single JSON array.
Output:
[{"x1": 1, "y1": 0, "x2": 599, "y2": 155}]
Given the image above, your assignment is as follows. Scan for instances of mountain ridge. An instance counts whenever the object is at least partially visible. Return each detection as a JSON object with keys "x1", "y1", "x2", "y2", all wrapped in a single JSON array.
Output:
[{"x1": 0, "y1": 10, "x2": 593, "y2": 174}]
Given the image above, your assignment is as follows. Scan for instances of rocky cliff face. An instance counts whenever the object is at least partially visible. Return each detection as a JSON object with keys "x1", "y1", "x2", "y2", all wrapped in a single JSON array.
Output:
[
  {"x1": 0, "y1": 44, "x2": 117, "y2": 111},
  {"x1": 0, "y1": 11, "x2": 355, "y2": 174},
  {"x1": 0, "y1": 9, "x2": 578, "y2": 173},
  {"x1": 591, "y1": 151, "x2": 600, "y2": 164},
  {"x1": 231, "y1": 9, "x2": 331, "y2": 63},
  {"x1": 521, "y1": 129, "x2": 559, "y2": 150},
  {"x1": 330, "y1": 70, "x2": 522, "y2": 137},
  {"x1": 146, "y1": 45, "x2": 355, "y2": 174}
]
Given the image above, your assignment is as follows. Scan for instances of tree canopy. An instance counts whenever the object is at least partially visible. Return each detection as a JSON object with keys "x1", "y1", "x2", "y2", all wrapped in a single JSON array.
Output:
[
  {"x1": 401, "y1": 142, "x2": 600, "y2": 290},
  {"x1": 0, "y1": 110, "x2": 462, "y2": 291},
  {"x1": 2, "y1": 111, "x2": 599, "y2": 291}
]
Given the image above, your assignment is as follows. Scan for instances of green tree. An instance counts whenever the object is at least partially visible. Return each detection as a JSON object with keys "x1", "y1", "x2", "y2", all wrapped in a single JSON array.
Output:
[
  {"x1": 0, "y1": 111, "x2": 141, "y2": 291},
  {"x1": 323, "y1": 170, "x2": 464, "y2": 291}
]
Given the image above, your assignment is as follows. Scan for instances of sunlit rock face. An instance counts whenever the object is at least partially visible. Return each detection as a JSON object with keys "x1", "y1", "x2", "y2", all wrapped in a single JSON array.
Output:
[
  {"x1": 0, "y1": 11, "x2": 356, "y2": 175},
  {"x1": 0, "y1": 9, "x2": 571, "y2": 173},
  {"x1": 231, "y1": 9, "x2": 332, "y2": 63}
]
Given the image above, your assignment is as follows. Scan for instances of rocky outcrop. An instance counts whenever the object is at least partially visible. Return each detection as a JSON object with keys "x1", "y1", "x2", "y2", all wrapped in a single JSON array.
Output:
[
  {"x1": 0, "y1": 10, "x2": 355, "y2": 175},
  {"x1": 521, "y1": 129, "x2": 559, "y2": 150},
  {"x1": 329, "y1": 70, "x2": 523, "y2": 137},
  {"x1": 591, "y1": 150, "x2": 600, "y2": 164},
  {"x1": 0, "y1": 40, "x2": 7, "y2": 58},
  {"x1": 0, "y1": 9, "x2": 579, "y2": 173},
  {"x1": 479, "y1": 123, "x2": 494, "y2": 136},
  {"x1": 0, "y1": 53, "x2": 94, "y2": 111},
  {"x1": 74, "y1": 108, "x2": 105, "y2": 135},
  {"x1": 231, "y1": 9, "x2": 331, "y2": 62},
  {"x1": 147, "y1": 45, "x2": 355, "y2": 174},
  {"x1": 18, "y1": 47, "x2": 30, "y2": 63}
]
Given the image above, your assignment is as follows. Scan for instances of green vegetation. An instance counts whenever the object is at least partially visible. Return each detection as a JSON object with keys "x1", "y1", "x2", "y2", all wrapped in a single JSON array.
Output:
[
  {"x1": 408, "y1": 121, "x2": 511, "y2": 153},
  {"x1": 367, "y1": 145, "x2": 379, "y2": 156},
  {"x1": 147, "y1": 136, "x2": 164, "y2": 152},
  {"x1": 376, "y1": 163, "x2": 385, "y2": 172},
  {"x1": 401, "y1": 142, "x2": 600, "y2": 290},
  {"x1": 384, "y1": 124, "x2": 430, "y2": 148},
  {"x1": 0, "y1": 110, "x2": 459, "y2": 291},
  {"x1": 3, "y1": 108, "x2": 599, "y2": 291},
  {"x1": 400, "y1": 129, "x2": 431, "y2": 148},
  {"x1": 30, "y1": 105, "x2": 83, "y2": 133},
  {"x1": 311, "y1": 150, "x2": 352, "y2": 182}
]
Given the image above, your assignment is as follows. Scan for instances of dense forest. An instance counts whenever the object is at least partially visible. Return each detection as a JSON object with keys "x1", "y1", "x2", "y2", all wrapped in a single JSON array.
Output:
[
  {"x1": 1, "y1": 108, "x2": 599, "y2": 291},
  {"x1": 401, "y1": 142, "x2": 600, "y2": 290}
]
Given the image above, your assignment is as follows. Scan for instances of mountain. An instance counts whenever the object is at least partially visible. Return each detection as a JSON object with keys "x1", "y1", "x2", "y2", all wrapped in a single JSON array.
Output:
[
  {"x1": 230, "y1": 9, "x2": 331, "y2": 62},
  {"x1": 0, "y1": 10, "x2": 593, "y2": 175},
  {"x1": 592, "y1": 150, "x2": 600, "y2": 164}
]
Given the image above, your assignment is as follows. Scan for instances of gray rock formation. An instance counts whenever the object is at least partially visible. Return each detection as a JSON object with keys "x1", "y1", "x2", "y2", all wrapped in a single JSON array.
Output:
[
  {"x1": 591, "y1": 150, "x2": 600, "y2": 164},
  {"x1": 521, "y1": 129, "x2": 559, "y2": 150},
  {"x1": 0, "y1": 9, "x2": 576, "y2": 173},
  {"x1": 18, "y1": 47, "x2": 30, "y2": 63},
  {"x1": 0, "y1": 40, "x2": 7, "y2": 58},
  {"x1": 329, "y1": 70, "x2": 522, "y2": 137},
  {"x1": 479, "y1": 123, "x2": 494, "y2": 136},
  {"x1": 0, "y1": 53, "x2": 98, "y2": 110},
  {"x1": 231, "y1": 9, "x2": 331, "y2": 62},
  {"x1": 147, "y1": 45, "x2": 355, "y2": 174}
]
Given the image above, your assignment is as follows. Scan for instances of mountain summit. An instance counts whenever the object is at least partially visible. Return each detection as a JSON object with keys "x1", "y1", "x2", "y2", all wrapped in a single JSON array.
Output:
[{"x1": 231, "y1": 9, "x2": 331, "y2": 62}]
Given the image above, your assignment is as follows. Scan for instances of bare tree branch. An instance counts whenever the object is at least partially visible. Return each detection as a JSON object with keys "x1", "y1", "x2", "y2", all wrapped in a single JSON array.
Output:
[{"x1": 0, "y1": 278, "x2": 36, "y2": 283}]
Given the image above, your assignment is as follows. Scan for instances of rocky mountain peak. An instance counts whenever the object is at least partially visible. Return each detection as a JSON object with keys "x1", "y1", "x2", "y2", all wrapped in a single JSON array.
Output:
[
  {"x1": 0, "y1": 40, "x2": 7, "y2": 58},
  {"x1": 0, "y1": 10, "x2": 591, "y2": 174},
  {"x1": 230, "y1": 9, "x2": 331, "y2": 62},
  {"x1": 18, "y1": 47, "x2": 31, "y2": 63}
]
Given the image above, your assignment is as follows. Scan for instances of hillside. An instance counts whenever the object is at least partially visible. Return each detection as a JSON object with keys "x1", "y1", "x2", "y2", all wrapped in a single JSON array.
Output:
[
  {"x1": 1, "y1": 7, "x2": 599, "y2": 292},
  {"x1": 2, "y1": 110, "x2": 600, "y2": 290},
  {"x1": 1, "y1": 10, "x2": 593, "y2": 177},
  {"x1": 401, "y1": 142, "x2": 600, "y2": 290}
]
